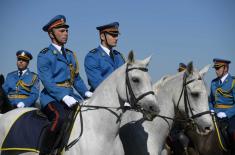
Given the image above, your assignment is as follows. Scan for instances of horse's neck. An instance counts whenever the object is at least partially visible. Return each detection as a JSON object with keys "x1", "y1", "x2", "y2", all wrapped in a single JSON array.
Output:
[
  {"x1": 90, "y1": 64, "x2": 126, "y2": 107},
  {"x1": 153, "y1": 74, "x2": 184, "y2": 131},
  {"x1": 158, "y1": 74, "x2": 183, "y2": 116},
  {"x1": 70, "y1": 67, "x2": 126, "y2": 145}
]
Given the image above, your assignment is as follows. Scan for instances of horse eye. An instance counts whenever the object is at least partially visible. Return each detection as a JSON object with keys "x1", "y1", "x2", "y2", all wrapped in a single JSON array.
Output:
[
  {"x1": 132, "y1": 77, "x2": 140, "y2": 83},
  {"x1": 191, "y1": 92, "x2": 200, "y2": 98}
]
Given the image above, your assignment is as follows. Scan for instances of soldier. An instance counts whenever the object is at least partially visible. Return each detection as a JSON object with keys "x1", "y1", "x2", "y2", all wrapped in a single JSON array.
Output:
[
  {"x1": 178, "y1": 62, "x2": 186, "y2": 72},
  {"x1": 37, "y1": 15, "x2": 92, "y2": 154},
  {"x1": 209, "y1": 58, "x2": 235, "y2": 150},
  {"x1": 3, "y1": 50, "x2": 39, "y2": 109},
  {"x1": 84, "y1": 22, "x2": 125, "y2": 91}
]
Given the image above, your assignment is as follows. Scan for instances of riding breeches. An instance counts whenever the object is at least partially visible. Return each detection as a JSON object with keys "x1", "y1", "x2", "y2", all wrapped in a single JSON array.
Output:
[{"x1": 39, "y1": 101, "x2": 72, "y2": 154}]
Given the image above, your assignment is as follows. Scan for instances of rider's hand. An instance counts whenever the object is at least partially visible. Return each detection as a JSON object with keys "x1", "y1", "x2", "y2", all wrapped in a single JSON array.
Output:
[
  {"x1": 217, "y1": 112, "x2": 227, "y2": 118},
  {"x1": 85, "y1": 91, "x2": 93, "y2": 98},
  {"x1": 17, "y1": 102, "x2": 25, "y2": 108},
  {"x1": 62, "y1": 95, "x2": 77, "y2": 107}
]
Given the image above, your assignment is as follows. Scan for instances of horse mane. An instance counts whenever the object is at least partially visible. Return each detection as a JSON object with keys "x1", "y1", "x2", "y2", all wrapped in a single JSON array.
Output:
[{"x1": 153, "y1": 72, "x2": 184, "y2": 91}]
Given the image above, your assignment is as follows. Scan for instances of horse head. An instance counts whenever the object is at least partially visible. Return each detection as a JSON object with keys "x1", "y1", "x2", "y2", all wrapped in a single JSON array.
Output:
[
  {"x1": 179, "y1": 62, "x2": 213, "y2": 135},
  {"x1": 118, "y1": 51, "x2": 159, "y2": 120}
]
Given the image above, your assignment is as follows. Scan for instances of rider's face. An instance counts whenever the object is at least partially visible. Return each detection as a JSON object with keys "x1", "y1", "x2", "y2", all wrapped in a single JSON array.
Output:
[
  {"x1": 50, "y1": 27, "x2": 68, "y2": 46},
  {"x1": 101, "y1": 32, "x2": 118, "y2": 48},
  {"x1": 215, "y1": 65, "x2": 227, "y2": 78},
  {"x1": 17, "y1": 58, "x2": 29, "y2": 71}
]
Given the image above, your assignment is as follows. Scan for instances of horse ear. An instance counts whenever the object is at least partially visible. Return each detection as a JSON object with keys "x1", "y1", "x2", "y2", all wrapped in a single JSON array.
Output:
[
  {"x1": 186, "y1": 61, "x2": 193, "y2": 75},
  {"x1": 142, "y1": 56, "x2": 152, "y2": 67},
  {"x1": 199, "y1": 64, "x2": 211, "y2": 77},
  {"x1": 0, "y1": 74, "x2": 4, "y2": 85},
  {"x1": 127, "y1": 50, "x2": 135, "y2": 64}
]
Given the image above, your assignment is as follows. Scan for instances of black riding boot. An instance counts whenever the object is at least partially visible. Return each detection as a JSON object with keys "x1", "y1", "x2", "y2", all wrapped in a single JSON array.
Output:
[{"x1": 39, "y1": 127, "x2": 58, "y2": 155}]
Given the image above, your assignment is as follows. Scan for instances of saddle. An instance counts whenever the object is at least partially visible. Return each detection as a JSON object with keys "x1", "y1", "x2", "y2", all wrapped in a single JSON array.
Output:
[{"x1": 0, "y1": 109, "x2": 50, "y2": 153}]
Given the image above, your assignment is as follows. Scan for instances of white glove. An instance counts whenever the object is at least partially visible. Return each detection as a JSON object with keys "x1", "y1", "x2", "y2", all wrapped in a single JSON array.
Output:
[
  {"x1": 17, "y1": 102, "x2": 25, "y2": 108},
  {"x1": 85, "y1": 91, "x2": 93, "y2": 98},
  {"x1": 217, "y1": 112, "x2": 227, "y2": 118},
  {"x1": 62, "y1": 95, "x2": 78, "y2": 107}
]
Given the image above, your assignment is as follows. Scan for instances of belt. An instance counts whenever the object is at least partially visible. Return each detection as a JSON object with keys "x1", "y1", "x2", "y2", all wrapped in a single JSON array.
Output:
[
  {"x1": 214, "y1": 104, "x2": 233, "y2": 109},
  {"x1": 56, "y1": 81, "x2": 72, "y2": 88},
  {"x1": 8, "y1": 94, "x2": 29, "y2": 99}
]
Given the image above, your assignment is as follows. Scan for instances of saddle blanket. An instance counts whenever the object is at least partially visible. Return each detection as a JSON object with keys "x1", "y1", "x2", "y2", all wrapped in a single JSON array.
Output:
[{"x1": 0, "y1": 109, "x2": 49, "y2": 153}]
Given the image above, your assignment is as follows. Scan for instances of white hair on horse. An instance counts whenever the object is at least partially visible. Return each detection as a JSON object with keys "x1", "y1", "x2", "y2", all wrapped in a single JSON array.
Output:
[
  {"x1": 0, "y1": 51, "x2": 159, "y2": 155},
  {"x1": 120, "y1": 62, "x2": 213, "y2": 155}
]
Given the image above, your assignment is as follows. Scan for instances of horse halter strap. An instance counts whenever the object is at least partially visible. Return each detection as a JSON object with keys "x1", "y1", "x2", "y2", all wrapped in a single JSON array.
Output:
[
  {"x1": 125, "y1": 64, "x2": 155, "y2": 110},
  {"x1": 177, "y1": 73, "x2": 201, "y2": 120}
]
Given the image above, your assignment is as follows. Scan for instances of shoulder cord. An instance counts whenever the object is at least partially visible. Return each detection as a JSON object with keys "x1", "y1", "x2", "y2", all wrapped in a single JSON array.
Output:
[{"x1": 16, "y1": 74, "x2": 37, "y2": 92}]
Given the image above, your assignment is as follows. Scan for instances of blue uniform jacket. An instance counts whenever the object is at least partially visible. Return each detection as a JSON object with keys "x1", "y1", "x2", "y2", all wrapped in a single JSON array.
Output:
[
  {"x1": 2, "y1": 69, "x2": 39, "y2": 107},
  {"x1": 37, "y1": 44, "x2": 88, "y2": 107},
  {"x1": 84, "y1": 46, "x2": 125, "y2": 91},
  {"x1": 209, "y1": 74, "x2": 235, "y2": 118}
]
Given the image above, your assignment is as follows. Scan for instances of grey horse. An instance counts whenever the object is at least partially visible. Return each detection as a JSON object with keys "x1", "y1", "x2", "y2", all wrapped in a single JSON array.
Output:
[
  {"x1": 120, "y1": 62, "x2": 213, "y2": 155},
  {"x1": 0, "y1": 51, "x2": 159, "y2": 155}
]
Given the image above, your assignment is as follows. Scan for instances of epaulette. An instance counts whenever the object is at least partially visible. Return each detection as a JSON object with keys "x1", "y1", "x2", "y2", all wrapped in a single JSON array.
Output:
[
  {"x1": 8, "y1": 70, "x2": 18, "y2": 75},
  {"x1": 89, "y1": 48, "x2": 97, "y2": 53},
  {"x1": 212, "y1": 77, "x2": 219, "y2": 82},
  {"x1": 114, "y1": 50, "x2": 126, "y2": 62},
  {"x1": 65, "y1": 48, "x2": 73, "y2": 53},
  {"x1": 40, "y1": 48, "x2": 49, "y2": 54}
]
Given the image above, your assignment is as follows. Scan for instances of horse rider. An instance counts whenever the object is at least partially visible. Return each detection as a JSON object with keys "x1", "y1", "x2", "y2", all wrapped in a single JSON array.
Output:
[
  {"x1": 2, "y1": 50, "x2": 39, "y2": 109},
  {"x1": 84, "y1": 22, "x2": 125, "y2": 91},
  {"x1": 178, "y1": 62, "x2": 187, "y2": 72},
  {"x1": 37, "y1": 15, "x2": 92, "y2": 154},
  {"x1": 209, "y1": 58, "x2": 235, "y2": 150}
]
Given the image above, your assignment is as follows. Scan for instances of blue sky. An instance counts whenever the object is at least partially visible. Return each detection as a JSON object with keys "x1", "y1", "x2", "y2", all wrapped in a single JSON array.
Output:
[{"x1": 1, "y1": 0, "x2": 234, "y2": 87}]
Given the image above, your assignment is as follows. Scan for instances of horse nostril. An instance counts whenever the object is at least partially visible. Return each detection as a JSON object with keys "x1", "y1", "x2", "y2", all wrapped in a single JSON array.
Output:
[
  {"x1": 205, "y1": 126, "x2": 212, "y2": 131},
  {"x1": 149, "y1": 105, "x2": 160, "y2": 114},
  {"x1": 149, "y1": 106, "x2": 154, "y2": 111}
]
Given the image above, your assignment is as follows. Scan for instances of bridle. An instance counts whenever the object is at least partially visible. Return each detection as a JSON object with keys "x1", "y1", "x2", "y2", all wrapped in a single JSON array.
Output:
[
  {"x1": 175, "y1": 73, "x2": 211, "y2": 122},
  {"x1": 125, "y1": 63, "x2": 155, "y2": 111},
  {"x1": 155, "y1": 72, "x2": 211, "y2": 129},
  {"x1": 65, "y1": 63, "x2": 156, "y2": 150}
]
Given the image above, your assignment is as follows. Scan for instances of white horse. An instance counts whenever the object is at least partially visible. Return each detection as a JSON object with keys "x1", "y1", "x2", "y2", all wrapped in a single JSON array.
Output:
[
  {"x1": 0, "y1": 51, "x2": 159, "y2": 155},
  {"x1": 120, "y1": 62, "x2": 214, "y2": 155}
]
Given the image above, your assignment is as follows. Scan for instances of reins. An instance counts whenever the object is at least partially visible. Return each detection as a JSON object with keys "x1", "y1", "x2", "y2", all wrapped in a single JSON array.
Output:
[
  {"x1": 65, "y1": 64, "x2": 155, "y2": 150},
  {"x1": 155, "y1": 73, "x2": 211, "y2": 127}
]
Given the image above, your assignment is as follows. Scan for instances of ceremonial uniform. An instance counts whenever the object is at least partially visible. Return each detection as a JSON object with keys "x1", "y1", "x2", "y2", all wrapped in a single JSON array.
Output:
[
  {"x1": 209, "y1": 58, "x2": 235, "y2": 149},
  {"x1": 3, "y1": 50, "x2": 39, "y2": 107},
  {"x1": 3, "y1": 70, "x2": 39, "y2": 107},
  {"x1": 209, "y1": 74, "x2": 235, "y2": 118},
  {"x1": 85, "y1": 46, "x2": 125, "y2": 91},
  {"x1": 38, "y1": 15, "x2": 91, "y2": 154},
  {"x1": 84, "y1": 22, "x2": 125, "y2": 91},
  {"x1": 37, "y1": 44, "x2": 88, "y2": 107}
]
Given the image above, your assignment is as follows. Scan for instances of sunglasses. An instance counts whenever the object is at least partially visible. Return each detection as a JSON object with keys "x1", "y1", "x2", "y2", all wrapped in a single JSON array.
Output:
[
  {"x1": 17, "y1": 58, "x2": 29, "y2": 62},
  {"x1": 106, "y1": 32, "x2": 119, "y2": 38},
  {"x1": 214, "y1": 66, "x2": 224, "y2": 70}
]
